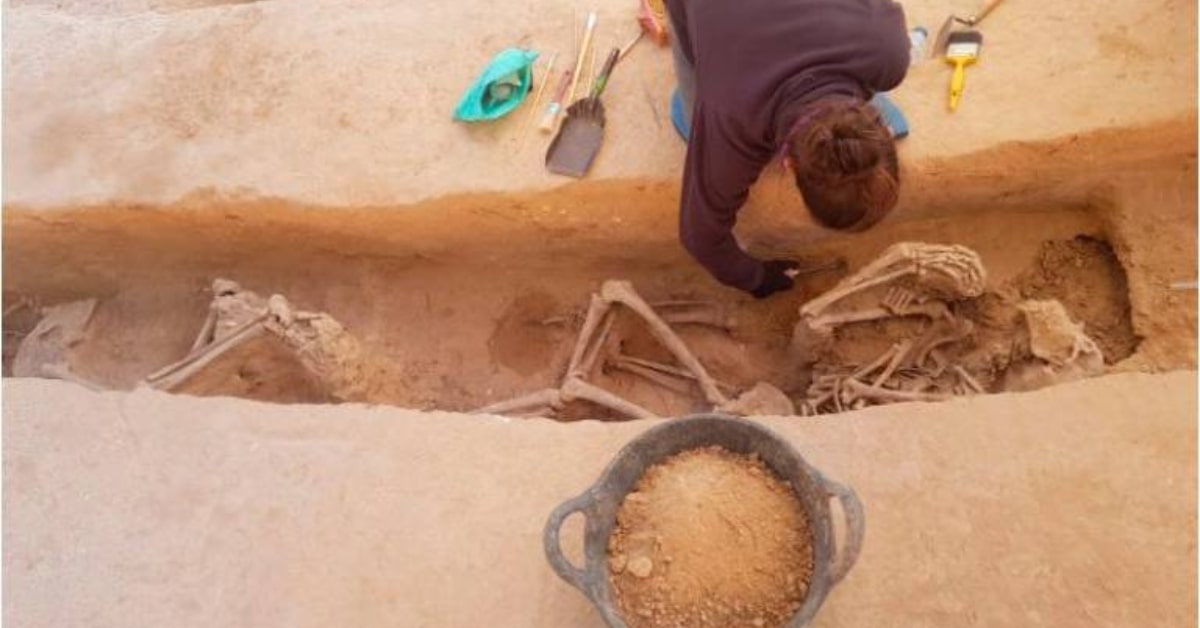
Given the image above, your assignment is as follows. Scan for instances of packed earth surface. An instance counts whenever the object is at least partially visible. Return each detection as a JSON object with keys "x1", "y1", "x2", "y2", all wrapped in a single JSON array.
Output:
[{"x1": 2, "y1": 0, "x2": 1197, "y2": 626}]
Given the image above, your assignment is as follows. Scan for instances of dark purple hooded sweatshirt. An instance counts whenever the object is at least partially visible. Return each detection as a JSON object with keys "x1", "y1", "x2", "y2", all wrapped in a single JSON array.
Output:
[{"x1": 668, "y1": 0, "x2": 910, "y2": 292}]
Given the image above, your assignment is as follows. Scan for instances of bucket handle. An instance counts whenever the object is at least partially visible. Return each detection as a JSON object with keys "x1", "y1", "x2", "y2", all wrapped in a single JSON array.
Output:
[
  {"x1": 544, "y1": 490, "x2": 595, "y2": 592},
  {"x1": 820, "y1": 475, "x2": 865, "y2": 585}
]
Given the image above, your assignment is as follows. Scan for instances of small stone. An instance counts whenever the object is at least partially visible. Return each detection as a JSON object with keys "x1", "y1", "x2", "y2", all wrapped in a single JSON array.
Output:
[
  {"x1": 627, "y1": 555, "x2": 654, "y2": 578},
  {"x1": 609, "y1": 553, "x2": 627, "y2": 574},
  {"x1": 753, "y1": 618, "x2": 766, "y2": 627}
]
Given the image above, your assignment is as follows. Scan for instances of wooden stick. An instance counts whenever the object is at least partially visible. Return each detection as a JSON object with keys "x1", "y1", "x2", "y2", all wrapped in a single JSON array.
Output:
[
  {"x1": 567, "y1": 11, "x2": 598, "y2": 105},
  {"x1": 518, "y1": 52, "x2": 557, "y2": 148},
  {"x1": 619, "y1": 30, "x2": 644, "y2": 61},
  {"x1": 587, "y1": 39, "x2": 599, "y2": 93},
  {"x1": 573, "y1": 7, "x2": 580, "y2": 59}
]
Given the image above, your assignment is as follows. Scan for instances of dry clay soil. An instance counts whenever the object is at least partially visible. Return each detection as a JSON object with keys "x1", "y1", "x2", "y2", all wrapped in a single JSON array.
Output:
[{"x1": 2, "y1": 0, "x2": 1197, "y2": 415}]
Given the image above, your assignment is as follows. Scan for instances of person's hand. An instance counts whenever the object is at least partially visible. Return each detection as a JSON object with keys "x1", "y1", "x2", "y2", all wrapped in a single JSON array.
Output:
[{"x1": 751, "y1": 259, "x2": 801, "y2": 299}]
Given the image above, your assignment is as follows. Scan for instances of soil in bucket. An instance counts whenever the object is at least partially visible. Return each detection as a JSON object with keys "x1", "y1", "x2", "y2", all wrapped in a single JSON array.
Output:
[{"x1": 607, "y1": 446, "x2": 814, "y2": 628}]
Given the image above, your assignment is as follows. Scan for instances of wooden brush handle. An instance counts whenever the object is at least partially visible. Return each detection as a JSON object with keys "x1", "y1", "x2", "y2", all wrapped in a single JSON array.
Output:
[
  {"x1": 538, "y1": 69, "x2": 575, "y2": 132},
  {"x1": 590, "y1": 48, "x2": 621, "y2": 98},
  {"x1": 968, "y1": 0, "x2": 1005, "y2": 25}
]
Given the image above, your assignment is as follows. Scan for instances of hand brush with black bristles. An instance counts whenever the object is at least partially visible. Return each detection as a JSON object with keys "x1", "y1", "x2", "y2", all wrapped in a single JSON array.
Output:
[{"x1": 945, "y1": 30, "x2": 983, "y2": 111}]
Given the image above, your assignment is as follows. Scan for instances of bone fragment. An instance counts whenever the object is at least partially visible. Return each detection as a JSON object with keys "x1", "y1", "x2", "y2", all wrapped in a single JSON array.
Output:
[
  {"x1": 952, "y1": 365, "x2": 987, "y2": 394},
  {"x1": 561, "y1": 377, "x2": 661, "y2": 420},
  {"x1": 842, "y1": 378, "x2": 952, "y2": 404},
  {"x1": 576, "y1": 310, "x2": 616, "y2": 379},
  {"x1": 608, "y1": 357, "x2": 695, "y2": 395},
  {"x1": 652, "y1": 300, "x2": 736, "y2": 330},
  {"x1": 473, "y1": 388, "x2": 563, "y2": 417},
  {"x1": 144, "y1": 315, "x2": 269, "y2": 390},
  {"x1": 566, "y1": 294, "x2": 609, "y2": 378}
]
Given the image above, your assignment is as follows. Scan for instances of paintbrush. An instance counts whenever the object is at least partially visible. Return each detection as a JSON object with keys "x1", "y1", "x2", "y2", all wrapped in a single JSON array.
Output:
[
  {"x1": 538, "y1": 67, "x2": 576, "y2": 133},
  {"x1": 945, "y1": 30, "x2": 983, "y2": 111},
  {"x1": 519, "y1": 52, "x2": 558, "y2": 147}
]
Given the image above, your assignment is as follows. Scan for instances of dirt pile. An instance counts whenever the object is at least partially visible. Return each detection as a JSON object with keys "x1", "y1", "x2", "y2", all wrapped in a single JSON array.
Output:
[{"x1": 608, "y1": 446, "x2": 813, "y2": 628}]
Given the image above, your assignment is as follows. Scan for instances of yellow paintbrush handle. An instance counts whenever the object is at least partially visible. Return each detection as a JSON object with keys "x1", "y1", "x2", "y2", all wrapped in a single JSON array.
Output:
[{"x1": 949, "y1": 60, "x2": 967, "y2": 111}]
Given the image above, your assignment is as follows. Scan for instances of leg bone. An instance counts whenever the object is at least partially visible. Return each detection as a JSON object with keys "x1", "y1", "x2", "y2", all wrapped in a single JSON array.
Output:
[
  {"x1": 473, "y1": 388, "x2": 563, "y2": 417},
  {"x1": 144, "y1": 315, "x2": 268, "y2": 390},
  {"x1": 872, "y1": 340, "x2": 914, "y2": 387},
  {"x1": 561, "y1": 377, "x2": 661, "y2": 420},
  {"x1": 651, "y1": 300, "x2": 736, "y2": 330},
  {"x1": 565, "y1": 294, "x2": 613, "y2": 379},
  {"x1": 608, "y1": 356, "x2": 695, "y2": 395},
  {"x1": 188, "y1": 308, "x2": 219, "y2": 353},
  {"x1": 575, "y1": 310, "x2": 616, "y2": 379},
  {"x1": 600, "y1": 280, "x2": 728, "y2": 406},
  {"x1": 609, "y1": 353, "x2": 737, "y2": 395}
]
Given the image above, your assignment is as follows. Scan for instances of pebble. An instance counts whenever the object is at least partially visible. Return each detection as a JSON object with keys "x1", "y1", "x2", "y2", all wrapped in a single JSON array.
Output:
[{"x1": 628, "y1": 555, "x2": 654, "y2": 579}]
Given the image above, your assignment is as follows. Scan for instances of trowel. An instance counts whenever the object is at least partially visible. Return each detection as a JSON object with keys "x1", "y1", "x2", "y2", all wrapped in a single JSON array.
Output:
[
  {"x1": 545, "y1": 47, "x2": 622, "y2": 178},
  {"x1": 930, "y1": 0, "x2": 1006, "y2": 58}
]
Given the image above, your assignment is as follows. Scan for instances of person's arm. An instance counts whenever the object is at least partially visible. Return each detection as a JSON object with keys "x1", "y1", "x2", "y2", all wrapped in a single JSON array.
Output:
[
  {"x1": 863, "y1": 0, "x2": 911, "y2": 93},
  {"x1": 679, "y1": 105, "x2": 772, "y2": 293}
]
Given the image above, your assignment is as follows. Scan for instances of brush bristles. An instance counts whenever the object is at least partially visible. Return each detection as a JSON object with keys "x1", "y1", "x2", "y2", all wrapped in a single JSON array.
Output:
[{"x1": 947, "y1": 30, "x2": 983, "y2": 45}]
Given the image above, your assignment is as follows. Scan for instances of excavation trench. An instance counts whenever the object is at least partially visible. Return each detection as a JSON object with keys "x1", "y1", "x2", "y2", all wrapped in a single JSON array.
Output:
[{"x1": 3, "y1": 175, "x2": 1150, "y2": 420}]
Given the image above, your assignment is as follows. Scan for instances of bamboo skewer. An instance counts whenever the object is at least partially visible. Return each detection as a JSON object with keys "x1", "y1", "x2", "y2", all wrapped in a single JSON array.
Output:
[
  {"x1": 519, "y1": 52, "x2": 558, "y2": 148},
  {"x1": 588, "y1": 39, "x2": 599, "y2": 92},
  {"x1": 619, "y1": 30, "x2": 644, "y2": 61},
  {"x1": 567, "y1": 12, "x2": 598, "y2": 105}
]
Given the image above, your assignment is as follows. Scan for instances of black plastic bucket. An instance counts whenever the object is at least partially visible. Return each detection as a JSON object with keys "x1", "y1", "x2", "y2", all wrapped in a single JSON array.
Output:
[{"x1": 544, "y1": 413, "x2": 864, "y2": 628}]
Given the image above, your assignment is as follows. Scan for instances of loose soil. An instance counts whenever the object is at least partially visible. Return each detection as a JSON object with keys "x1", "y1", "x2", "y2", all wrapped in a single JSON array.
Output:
[
  {"x1": 608, "y1": 446, "x2": 813, "y2": 628},
  {"x1": 1013, "y1": 236, "x2": 1140, "y2": 363}
]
